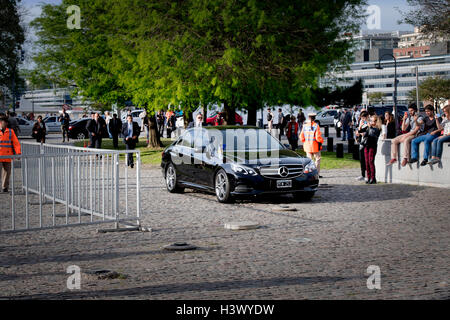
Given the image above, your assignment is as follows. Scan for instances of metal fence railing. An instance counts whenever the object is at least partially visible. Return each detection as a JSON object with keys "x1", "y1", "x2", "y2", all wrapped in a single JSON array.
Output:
[{"x1": 0, "y1": 142, "x2": 141, "y2": 234}]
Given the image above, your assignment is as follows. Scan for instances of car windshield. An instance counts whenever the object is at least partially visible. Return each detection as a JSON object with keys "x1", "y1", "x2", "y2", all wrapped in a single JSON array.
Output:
[{"x1": 192, "y1": 128, "x2": 285, "y2": 151}]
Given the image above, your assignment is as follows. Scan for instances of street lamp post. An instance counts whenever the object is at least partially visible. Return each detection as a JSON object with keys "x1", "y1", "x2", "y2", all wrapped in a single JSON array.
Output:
[
  {"x1": 412, "y1": 66, "x2": 419, "y2": 109},
  {"x1": 376, "y1": 54, "x2": 399, "y2": 133}
]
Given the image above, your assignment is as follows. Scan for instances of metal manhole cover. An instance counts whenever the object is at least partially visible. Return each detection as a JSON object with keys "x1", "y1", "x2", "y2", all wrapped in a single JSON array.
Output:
[
  {"x1": 224, "y1": 221, "x2": 260, "y2": 230},
  {"x1": 163, "y1": 242, "x2": 197, "y2": 251},
  {"x1": 273, "y1": 205, "x2": 298, "y2": 212}
]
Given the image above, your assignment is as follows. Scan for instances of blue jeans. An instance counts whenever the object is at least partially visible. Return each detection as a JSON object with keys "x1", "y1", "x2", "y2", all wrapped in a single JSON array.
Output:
[
  {"x1": 431, "y1": 135, "x2": 450, "y2": 159},
  {"x1": 342, "y1": 125, "x2": 351, "y2": 141},
  {"x1": 411, "y1": 133, "x2": 440, "y2": 160}
]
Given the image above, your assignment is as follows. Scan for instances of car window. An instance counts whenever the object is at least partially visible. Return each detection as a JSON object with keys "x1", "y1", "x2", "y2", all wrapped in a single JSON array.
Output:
[
  {"x1": 18, "y1": 119, "x2": 27, "y2": 125},
  {"x1": 46, "y1": 117, "x2": 56, "y2": 123},
  {"x1": 180, "y1": 132, "x2": 193, "y2": 148},
  {"x1": 133, "y1": 112, "x2": 142, "y2": 117},
  {"x1": 193, "y1": 130, "x2": 210, "y2": 148}
]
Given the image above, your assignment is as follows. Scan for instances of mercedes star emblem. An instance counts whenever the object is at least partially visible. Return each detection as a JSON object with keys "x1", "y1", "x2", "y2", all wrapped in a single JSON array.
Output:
[{"x1": 279, "y1": 166, "x2": 289, "y2": 177}]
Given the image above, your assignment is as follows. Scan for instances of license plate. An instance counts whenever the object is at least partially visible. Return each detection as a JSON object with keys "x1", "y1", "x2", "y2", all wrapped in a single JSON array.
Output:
[{"x1": 277, "y1": 180, "x2": 292, "y2": 188}]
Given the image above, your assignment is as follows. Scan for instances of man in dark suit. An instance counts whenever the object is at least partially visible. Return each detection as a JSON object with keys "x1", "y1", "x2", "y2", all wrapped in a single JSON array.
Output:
[
  {"x1": 122, "y1": 115, "x2": 140, "y2": 168},
  {"x1": 86, "y1": 112, "x2": 104, "y2": 149},
  {"x1": 108, "y1": 113, "x2": 122, "y2": 149}
]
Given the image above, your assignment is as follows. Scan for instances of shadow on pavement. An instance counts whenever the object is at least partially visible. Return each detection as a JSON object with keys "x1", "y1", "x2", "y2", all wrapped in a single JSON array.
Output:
[{"x1": 1, "y1": 275, "x2": 357, "y2": 300}]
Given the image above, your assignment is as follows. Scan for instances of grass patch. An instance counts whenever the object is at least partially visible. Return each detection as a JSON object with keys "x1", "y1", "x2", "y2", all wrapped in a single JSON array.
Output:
[
  {"x1": 73, "y1": 138, "x2": 173, "y2": 166},
  {"x1": 296, "y1": 150, "x2": 360, "y2": 170},
  {"x1": 73, "y1": 139, "x2": 359, "y2": 169}
]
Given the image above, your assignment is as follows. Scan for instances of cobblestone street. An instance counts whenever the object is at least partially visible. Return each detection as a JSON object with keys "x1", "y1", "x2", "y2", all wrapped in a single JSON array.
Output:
[{"x1": 0, "y1": 167, "x2": 449, "y2": 300}]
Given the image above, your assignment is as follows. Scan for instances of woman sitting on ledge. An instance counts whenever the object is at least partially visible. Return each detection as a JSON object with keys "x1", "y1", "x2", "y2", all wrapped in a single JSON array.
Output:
[{"x1": 429, "y1": 105, "x2": 450, "y2": 165}]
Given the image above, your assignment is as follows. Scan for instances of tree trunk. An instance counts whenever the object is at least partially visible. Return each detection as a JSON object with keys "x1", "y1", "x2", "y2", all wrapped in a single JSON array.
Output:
[
  {"x1": 148, "y1": 114, "x2": 163, "y2": 148},
  {"x1": 247, "y1": 105, "x2": 257, "y2": 126},
  {"x1": 223, "y1": 101, "x2": 235, "y2": 125},
  {"x1": 184, "y1": 110, "x2": 193, "y2": 129}
]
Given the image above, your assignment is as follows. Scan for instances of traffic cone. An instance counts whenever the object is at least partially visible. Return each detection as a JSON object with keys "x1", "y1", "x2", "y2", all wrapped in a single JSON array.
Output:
[{"x1": 84, "y1": 140, "x2": 87, "y2": 148}]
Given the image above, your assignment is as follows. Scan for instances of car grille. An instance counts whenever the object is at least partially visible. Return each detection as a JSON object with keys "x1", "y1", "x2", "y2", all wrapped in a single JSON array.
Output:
[{"x1": 259, "y1": 164, "x2": 304, "y2": 179}]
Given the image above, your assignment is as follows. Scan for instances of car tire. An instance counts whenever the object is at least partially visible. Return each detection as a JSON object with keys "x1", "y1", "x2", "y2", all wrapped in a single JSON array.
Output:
[
  {"x1": 293, "y1": 191, "x2": 315, "y2": 201},
  {"x1": 77, "y1": 132, "x2": 86, "y2": 140},
  {"x1": 215, "y1": 169, "x2": 233, "y2": 203},
  {"x1": 165, "y1": 163, "x2": 184, "y2": 193}
]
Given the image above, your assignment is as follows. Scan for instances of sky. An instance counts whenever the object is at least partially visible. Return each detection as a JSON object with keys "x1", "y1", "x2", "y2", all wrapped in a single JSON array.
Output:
[{"x1": 19, "y1": 0, "x2": 416, "y2": 68}]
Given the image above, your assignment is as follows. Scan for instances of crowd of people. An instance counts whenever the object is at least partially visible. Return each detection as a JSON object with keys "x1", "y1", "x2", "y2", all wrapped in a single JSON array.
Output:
[{"x1": 265, "y1": 103, "x2": 450, "y2": 184}]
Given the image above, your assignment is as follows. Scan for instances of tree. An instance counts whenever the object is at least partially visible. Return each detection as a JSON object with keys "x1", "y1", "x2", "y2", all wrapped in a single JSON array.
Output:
[
  {"x1": 31, "y1": 0, "x2": 130, "y2": 109},
  {"x1": 31, "y1": 0, "x2": 367, "y2": 144},
  {"x1": 0, "y1": 0, "x2": 25, "y2": 101},
  {"x1": 367, "y1": 92, "x2": 386, "y2": 105},
  {"x1": 408, "y1": 76, "x2": 450, "y2": 108},
  {"x1": 400, "y1": 0, "x2": 450, "y2": 39}
]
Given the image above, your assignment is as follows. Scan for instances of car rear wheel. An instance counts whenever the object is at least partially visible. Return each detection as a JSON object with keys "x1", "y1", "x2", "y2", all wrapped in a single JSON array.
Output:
[
  {"x1": 165, "y1": 163, "x2": 184, "y2": 193},
  {"x1": 77, "y1": 132, "x2": 86, "y2": 140},
  {"x1": 215, "y1": 169, "x2": 233, "y2": 203}
]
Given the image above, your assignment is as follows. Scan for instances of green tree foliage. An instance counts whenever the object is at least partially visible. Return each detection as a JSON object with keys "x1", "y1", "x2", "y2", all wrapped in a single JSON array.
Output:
[
  {"x1": 31, "y1": 0, "x2": 367, "y2": 124},
  {"x1": 367, "y1": 92, "x2": 386, "y2": 104},
  {"x1": 0, "y1": 0, "x2": 25, "y2": 92},
  {"x1": 407, "y1": 76, "x2": 450, "y2": 105}
]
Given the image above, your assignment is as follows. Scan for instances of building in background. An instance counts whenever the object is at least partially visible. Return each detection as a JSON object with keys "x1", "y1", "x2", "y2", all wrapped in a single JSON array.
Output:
[
  {"x1": 321, "y1": 54, "x2": 450, "y2": 106},
  {"x1": 1, "y1": 88, "x2": 91, "y2": 118},
  {"x1": 321, "y1": 29, "x2": 450, "y2": 107}
]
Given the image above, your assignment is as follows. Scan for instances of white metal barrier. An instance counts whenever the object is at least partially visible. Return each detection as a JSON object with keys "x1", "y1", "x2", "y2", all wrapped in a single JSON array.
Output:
[{"x1": 0, "y1": 142, "x2": 142, "y2": 233}]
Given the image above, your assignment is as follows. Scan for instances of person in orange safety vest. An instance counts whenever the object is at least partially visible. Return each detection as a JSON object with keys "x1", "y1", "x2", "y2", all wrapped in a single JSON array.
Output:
[
  {"x1": 300, "y1": 113, "x2": 324, "y2": 178},
  {"x1": 0, "y1": 116, "x2": 21, "y2": 193}
]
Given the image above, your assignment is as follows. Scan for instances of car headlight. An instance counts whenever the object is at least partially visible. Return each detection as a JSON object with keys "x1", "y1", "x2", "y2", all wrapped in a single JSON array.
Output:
[
  {"x1": 231, "y1": 164, "x2": 258, "y2": 176},
  {"x1": 304, "y1": 160, "x2": 317, "y2": 174}
]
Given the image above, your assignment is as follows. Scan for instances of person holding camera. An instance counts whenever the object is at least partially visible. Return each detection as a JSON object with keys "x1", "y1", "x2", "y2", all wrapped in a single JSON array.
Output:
[{"x1": 300, "y1": 113, "x2": 324, "y2": 178}]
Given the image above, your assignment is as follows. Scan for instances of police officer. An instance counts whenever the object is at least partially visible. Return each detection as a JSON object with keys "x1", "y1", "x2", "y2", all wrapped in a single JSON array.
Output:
[
  {"x1": 300, "y1": 113, "x2": 324, "y2": 178},
  {"x1": 0, "y1": 117, "x2": 21, "y2": 193}
]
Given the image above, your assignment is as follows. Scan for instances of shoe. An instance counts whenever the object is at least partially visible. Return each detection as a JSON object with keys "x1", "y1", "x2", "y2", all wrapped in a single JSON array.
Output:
[
  {"x1": 429, "y1": 159, "x2": 440, "y2": 165},
  {"x1": 387, "y1": 159, "x2": 397, "y2": 166},
  {"x1": 355, "y1": 176, "x2": 365, "y2": 181},
  {"x1": 365, "y1": 179, "x2": 370, "y2": 184},
  {"x1": 401, "y1": 158, "x2": 408, "y2": 167},
  {"x1": 130, "y1": 164, "x2": 134, "y2": 169},
  {"x1": 409, "y1": 158, "x2": 418, "y2": 164},
  {"x1": 420, "y1": 160, "x2": 428, "y2": 166},
  {"x1": 369, "y1": 179, "x2": 377, "y2": 185},
  {"x1": 2, "y1": 188, "x2": 8, "y2": 193},
  {"x1": 319, "y1": 175, "x2": 323, "y2": 178}
]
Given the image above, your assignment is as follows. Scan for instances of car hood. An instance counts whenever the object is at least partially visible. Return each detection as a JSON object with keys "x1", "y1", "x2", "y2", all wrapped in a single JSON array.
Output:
[{"x1": 222, "y1": 149, "x2": 310, "y2": 166}]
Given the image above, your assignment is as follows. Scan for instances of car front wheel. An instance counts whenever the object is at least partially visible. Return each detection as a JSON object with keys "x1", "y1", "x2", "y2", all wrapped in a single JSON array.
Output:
[
  {"x1": 165, "y1": 163, "x2": 184, "y2": 193},
  {"x1": 215, "y1": 169, "x2": 233, "y2": 203}
]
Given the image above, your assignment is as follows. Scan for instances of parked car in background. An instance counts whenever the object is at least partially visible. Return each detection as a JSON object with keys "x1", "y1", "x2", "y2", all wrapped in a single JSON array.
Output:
[
  {"x1": 371, "y1": 105, "x2": 408, "y2": 122},
  {"x1": 315, "y1": 110, "x2": 338, "y2": 127},
  {"x1": 16, "y1": 117, "x2": 35, "y2": 137},
  {"x1": 121, "y1": 109, "x2": 145, "y2": 127},
  {"x1": 206, "y1": 112, "x2": 243, "y2": 126},
  {"x1": 43, "y1": 116, "x2": 62, "y2": 133}
]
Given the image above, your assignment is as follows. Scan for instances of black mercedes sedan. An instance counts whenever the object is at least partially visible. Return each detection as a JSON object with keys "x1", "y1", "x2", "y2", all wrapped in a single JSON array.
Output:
[{"x1": 161, "y1": 126, "x2": 319, "y2": 203}]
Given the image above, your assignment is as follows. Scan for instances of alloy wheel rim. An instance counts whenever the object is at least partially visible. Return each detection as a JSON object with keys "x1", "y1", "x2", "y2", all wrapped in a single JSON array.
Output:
[
  {"x1": 167, "y1": 166, "x2": 175, "y2": 190},
  {"x1": 215, "y1": 172, "x2": 227, "y2": 200}
]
